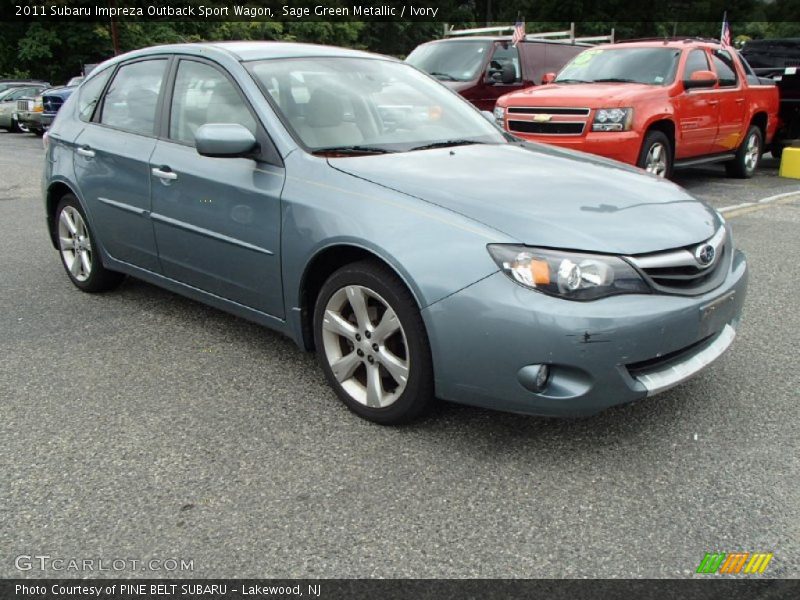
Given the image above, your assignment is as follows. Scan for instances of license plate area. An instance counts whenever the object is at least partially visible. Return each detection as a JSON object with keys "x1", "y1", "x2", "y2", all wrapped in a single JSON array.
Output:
[{"x1": 699, "y1": 290, "x2": 736, "y2": 338}]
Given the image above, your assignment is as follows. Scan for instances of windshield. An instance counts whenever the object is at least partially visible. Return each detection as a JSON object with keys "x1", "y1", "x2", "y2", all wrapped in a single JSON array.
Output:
[
  {"x1": 405, "y1": 40, "x2": 491, "y2": 82},
  {"x1": 556, "y1": 47, "x2": 681, "y2": 85},
  {"x1": 247, "y1": 57, "x2": 506, "y2": 154}
]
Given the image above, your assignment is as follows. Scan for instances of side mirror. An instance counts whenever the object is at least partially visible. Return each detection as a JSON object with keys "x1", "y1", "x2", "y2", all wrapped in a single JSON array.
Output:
[
  {"x1": 542, "y1": 72, "x2": 557, "y2": 85},
  {"x1": 684, "y1": 70, "x2": 718, "y2": 90},
  {"x1": 195, "y1": 123, "x2": 257, "y2": 158}
]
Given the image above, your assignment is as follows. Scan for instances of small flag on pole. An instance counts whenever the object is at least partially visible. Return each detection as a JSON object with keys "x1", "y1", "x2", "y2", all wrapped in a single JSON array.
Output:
[
  {"x1": 512, "y1": 17, "x2": 526, "y2": 47},
  {"x1": 720, "y1": 12, "x2": 732, "y2": 47}
]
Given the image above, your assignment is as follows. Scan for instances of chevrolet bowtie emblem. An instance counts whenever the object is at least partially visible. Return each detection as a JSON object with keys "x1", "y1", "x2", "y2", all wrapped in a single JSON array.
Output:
[{"x1": 532, "y1": 114, "x2": 552, "y2": 122}]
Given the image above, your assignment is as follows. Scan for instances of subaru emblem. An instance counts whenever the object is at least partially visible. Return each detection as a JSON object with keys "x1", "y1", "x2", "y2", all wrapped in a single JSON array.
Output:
[{"x1": 695, "y1": 243, "x2": 716, "y2": 267}]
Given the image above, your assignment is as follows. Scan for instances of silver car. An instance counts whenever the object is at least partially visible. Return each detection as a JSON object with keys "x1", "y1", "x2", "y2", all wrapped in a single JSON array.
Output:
[{"x1": 43, "y1": 42, "x2": 747, "y2": 424}]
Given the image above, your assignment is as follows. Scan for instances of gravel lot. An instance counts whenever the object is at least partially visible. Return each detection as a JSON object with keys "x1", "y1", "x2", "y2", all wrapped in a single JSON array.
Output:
[{"x1": 1, "y1": 131, "x2": 798, "y2": 579}]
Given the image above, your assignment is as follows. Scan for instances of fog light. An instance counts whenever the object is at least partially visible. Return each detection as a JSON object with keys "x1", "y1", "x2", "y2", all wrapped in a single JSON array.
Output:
[
  {"x1": 518, "y1": 364, "x2": 550, "y2": 393},
  {"x1": 535, "y1": 364, "x2": 550, "y2": 390}
]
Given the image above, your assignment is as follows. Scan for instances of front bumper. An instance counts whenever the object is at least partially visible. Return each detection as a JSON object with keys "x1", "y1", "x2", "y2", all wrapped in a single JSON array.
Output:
[
  {"x1": 18, "y1": 111, "x2": 43, "y2": 130},
  {"x1": 511, "y1": 130, "x2": 643, "y2": 165},
  {"x1": 422, "y1": 249, "x2": 747, "y2": 417}
]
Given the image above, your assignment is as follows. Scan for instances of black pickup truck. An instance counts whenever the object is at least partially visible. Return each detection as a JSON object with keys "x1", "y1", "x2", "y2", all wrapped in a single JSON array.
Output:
[{"x1": 741, "y1": 38, "x2": 800, "y2": 157}]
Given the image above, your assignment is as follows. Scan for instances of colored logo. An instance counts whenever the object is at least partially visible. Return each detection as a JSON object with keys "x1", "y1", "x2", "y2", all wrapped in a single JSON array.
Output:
[
  {"x1": 695, "y1": 243, "x2": 716, "y2": 267},
  {"x1": 696, "y1": 552, "x2": 773, "y2": 574}
]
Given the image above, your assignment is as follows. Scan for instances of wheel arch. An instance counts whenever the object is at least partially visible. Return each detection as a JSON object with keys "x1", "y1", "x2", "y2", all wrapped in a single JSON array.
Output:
[
  {"x1": 46, "y1": 180, "x2": 81, "y2": 248},
  {"x1": 750, "y1": 111, "x2": 768, "y2": 141},
  {"x1": 296, "y1": 242, "x2": 425, "y2": 351},
  {"x1": 643, "y1": 118, "x2": 676, "y2": 153}
]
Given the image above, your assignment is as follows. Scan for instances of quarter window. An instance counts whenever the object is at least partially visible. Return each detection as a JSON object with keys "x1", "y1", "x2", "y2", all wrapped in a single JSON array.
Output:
[
  {"x1": 169, "y1": 60, "x2": 256, "y2": 145},
  {"x1": 100, "y1": 59, "x2": 167, "y2": 136},
  {"x1": 684, "y1": 49, "x2": 710, "y2": 79},
  {"x1": 711, "y1": 50, "x2": 739, "y2": 87},
  {"x1": 78, "y1": 68, "x2": 112, "y2": 122}
]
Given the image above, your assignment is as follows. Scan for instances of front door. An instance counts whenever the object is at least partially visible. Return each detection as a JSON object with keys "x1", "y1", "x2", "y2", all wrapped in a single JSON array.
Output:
[{"x1": 149, "y1": 58, "x2": 285, "y2": 317}]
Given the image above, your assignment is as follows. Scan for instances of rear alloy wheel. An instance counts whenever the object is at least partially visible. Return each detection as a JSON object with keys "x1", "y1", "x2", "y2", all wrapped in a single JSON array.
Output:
[
  {"x1": 55, "y1": 194, "x2": 125, "y2": 292},
  {"x1": 726, "y1": 125, "x2": 762, "y2": 179},
  {"x1": 637, "y1": 131, "x2": 672, "y2": 178},
  {"x1": 314, "y1": 261, "x2": 433, "y2": 425}
]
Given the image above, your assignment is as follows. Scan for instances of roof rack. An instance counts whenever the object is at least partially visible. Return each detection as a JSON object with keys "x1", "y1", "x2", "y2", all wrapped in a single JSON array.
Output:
[
  {"x1": 616, "y1": 37, "x2": 722, "y2": 45},
  {"x1": 443, "y1": 22, "x2": 615, "y2": 45}
]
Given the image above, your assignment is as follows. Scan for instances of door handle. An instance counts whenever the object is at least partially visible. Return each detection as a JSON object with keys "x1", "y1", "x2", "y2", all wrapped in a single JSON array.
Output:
[
  {"x1": 735, "y1": 98, "x2": 745, "y2": 103},
  {"x1": 707, "y1": 100, "x2": 719, "y2": 106},
  {"x1": 151, "y1": 167, "x2": 178, "y2": 181},
  {"x1": 76, "y1": 145, "x2": 95, "y2": 158}
]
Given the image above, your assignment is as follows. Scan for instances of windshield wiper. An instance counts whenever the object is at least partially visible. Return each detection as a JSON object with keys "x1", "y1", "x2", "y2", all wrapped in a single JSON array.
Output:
[
  {"x1": 592, "y1": 78, "x2": 640, "y2": 83},
  {"x1": 409, "y1": 139, "x2": 484, "y2": 151},
  {"x1": 313, "y1": 145, "x2": 394, "y2": 155},
  {"x1": 430, "y1": 71, "x2": 458, "y2": 81}
]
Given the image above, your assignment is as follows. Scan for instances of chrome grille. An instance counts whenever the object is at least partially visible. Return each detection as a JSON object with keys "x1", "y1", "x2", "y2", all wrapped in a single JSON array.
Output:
[
  {"x1": 627, "y1": 227, "x2": 729, "y2": 296},
  {"x1": 16, "y1": 99, "x2": 32, "y2": 112},
  {"x1": 507, "y1": 106, "x2": 590, "y2": 116}
]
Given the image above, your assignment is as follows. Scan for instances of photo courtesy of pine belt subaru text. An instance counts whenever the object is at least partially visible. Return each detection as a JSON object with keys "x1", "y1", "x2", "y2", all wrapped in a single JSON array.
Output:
[{"x1": 42, "y1": 42, "x2": 748, "y2": 424}]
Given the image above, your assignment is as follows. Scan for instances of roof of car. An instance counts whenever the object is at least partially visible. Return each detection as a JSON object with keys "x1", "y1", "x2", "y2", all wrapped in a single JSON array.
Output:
[
  {"x1": 422, "y1": 36, "x2": 590, "y2": 46},
  {"x1": 608, "y1": 39, "x2": 725, "y2": 50},
  {"x1": 116, "y1": 41, "x2": 389, "y2": 63}
]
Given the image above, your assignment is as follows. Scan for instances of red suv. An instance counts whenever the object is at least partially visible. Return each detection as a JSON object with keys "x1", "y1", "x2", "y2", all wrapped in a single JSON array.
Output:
[{"x1": 495, "y1": 39, "x2": 779, "y2": 178}]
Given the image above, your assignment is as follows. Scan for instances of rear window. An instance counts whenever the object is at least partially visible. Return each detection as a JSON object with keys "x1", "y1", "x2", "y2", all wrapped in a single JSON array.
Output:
[{"x1": 77, "y1": 67, "x2": 112, "y2": 122}]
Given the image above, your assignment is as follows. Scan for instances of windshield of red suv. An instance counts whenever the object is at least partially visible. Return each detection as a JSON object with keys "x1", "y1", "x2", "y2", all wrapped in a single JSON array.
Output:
[
  {"x1": 556, "y1": 47, "x2": 681, "y2": 85},
  {"x1": 405, "y1": 40, "x2": 491, "y2": 82}
]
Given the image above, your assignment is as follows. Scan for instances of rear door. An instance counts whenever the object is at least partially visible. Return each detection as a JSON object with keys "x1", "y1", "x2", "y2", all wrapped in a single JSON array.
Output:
[
  {"x1": 709, "y1": 49, "x2": 748, "y2": 153},
  {"x1": 674, "y1": 49, "x2": 718, "y2": 159},
  {"x1": 149, "y1": 57, "x2": 285, "y2": 317},
  {"x1": 73, "y1": 57, "x2": 168, "y2": 272}
]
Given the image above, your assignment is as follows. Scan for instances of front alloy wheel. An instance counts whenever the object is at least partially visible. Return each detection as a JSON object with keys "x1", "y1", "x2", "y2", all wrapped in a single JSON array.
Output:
[
  {"x1": 314, "y1": 260, "x2": 433, "y2": 424},
  {"x1": 637, "y1": 131, "x2": 672, "y2": 179}
]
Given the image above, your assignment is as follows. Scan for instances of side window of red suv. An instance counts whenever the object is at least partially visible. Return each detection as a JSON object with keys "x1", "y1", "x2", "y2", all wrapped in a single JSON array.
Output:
[
  {"x1": 684, "y1": 49, "x2": 711, "y2": 79},
  {"x1": 711, "y1": 50, "x2": 739, "y2": 87}
]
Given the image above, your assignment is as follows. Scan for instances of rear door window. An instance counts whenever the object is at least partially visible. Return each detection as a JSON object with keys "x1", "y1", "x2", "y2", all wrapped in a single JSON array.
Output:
[
  {"x1": 711, "y1": 50, "x2": 739, "y2": 87},
  {"x1": 100, "y1": 59, "x2": 167, "y2": 136}
]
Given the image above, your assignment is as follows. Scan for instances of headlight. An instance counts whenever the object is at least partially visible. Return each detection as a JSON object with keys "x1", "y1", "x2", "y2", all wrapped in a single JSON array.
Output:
[
  {"x1": 493, "y1": 106, "x2": 505, "y2": 123},
  {"x1": 592, "y1": 107, "x2": 633, "y2": 132},
  {"x1": 487, "y1": 245, "x2": 651, "y2": 300},
  {"x1": 33, "y1": 97, "x2": 43, "y2": 113}
]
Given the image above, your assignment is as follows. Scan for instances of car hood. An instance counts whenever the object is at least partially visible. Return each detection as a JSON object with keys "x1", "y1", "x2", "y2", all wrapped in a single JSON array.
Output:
[
  {"x1": 328, "y1": 143, "x2": 718, "y2": 255},
  {"x1": 506, "y1": 83, "x2": 663, "y2": 107}
]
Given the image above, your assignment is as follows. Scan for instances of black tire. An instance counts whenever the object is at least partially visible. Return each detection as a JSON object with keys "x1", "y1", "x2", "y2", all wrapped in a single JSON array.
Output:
[
  {"x1": 54, "y1": 194, "x2": 125, "y2": 293},
  {"x1": 726, "y1": 125, "x2": 763, "y2": 178},
  {"x1": 770, "y1": 144, "x2": 784, "y2": 160},
  {"x1": 636, "y1": 130, "x2": 673, "y2": 179},
  {"x1": 313, "y1": 260, "x2": 434, "y2": 425}
]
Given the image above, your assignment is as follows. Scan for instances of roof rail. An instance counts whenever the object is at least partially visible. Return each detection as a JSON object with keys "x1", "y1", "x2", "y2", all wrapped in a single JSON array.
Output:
[
  {"x1": 443, "y1": 22, "x2": 615, "y2": 45},
  {"x1": 616, "y1": 37, "x2": 722, "y2": 45}
]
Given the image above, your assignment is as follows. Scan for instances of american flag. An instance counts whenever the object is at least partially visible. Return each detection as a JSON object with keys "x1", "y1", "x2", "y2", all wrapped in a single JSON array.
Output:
[
  {"x1": 512, "y1": 18, "x2": 525, "y2": 47},
  {"x1": 720, "y1": 13, "x2": 732, "y2": 47}
]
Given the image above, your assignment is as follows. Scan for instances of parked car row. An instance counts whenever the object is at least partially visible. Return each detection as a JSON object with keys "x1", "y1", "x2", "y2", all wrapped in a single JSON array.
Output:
[
  {"x1": 408, "y1": 34, "x2": 784, "y2": 180},
  {"x1": 0, "y1": 76, "x2": 83, "y2": 136}
]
